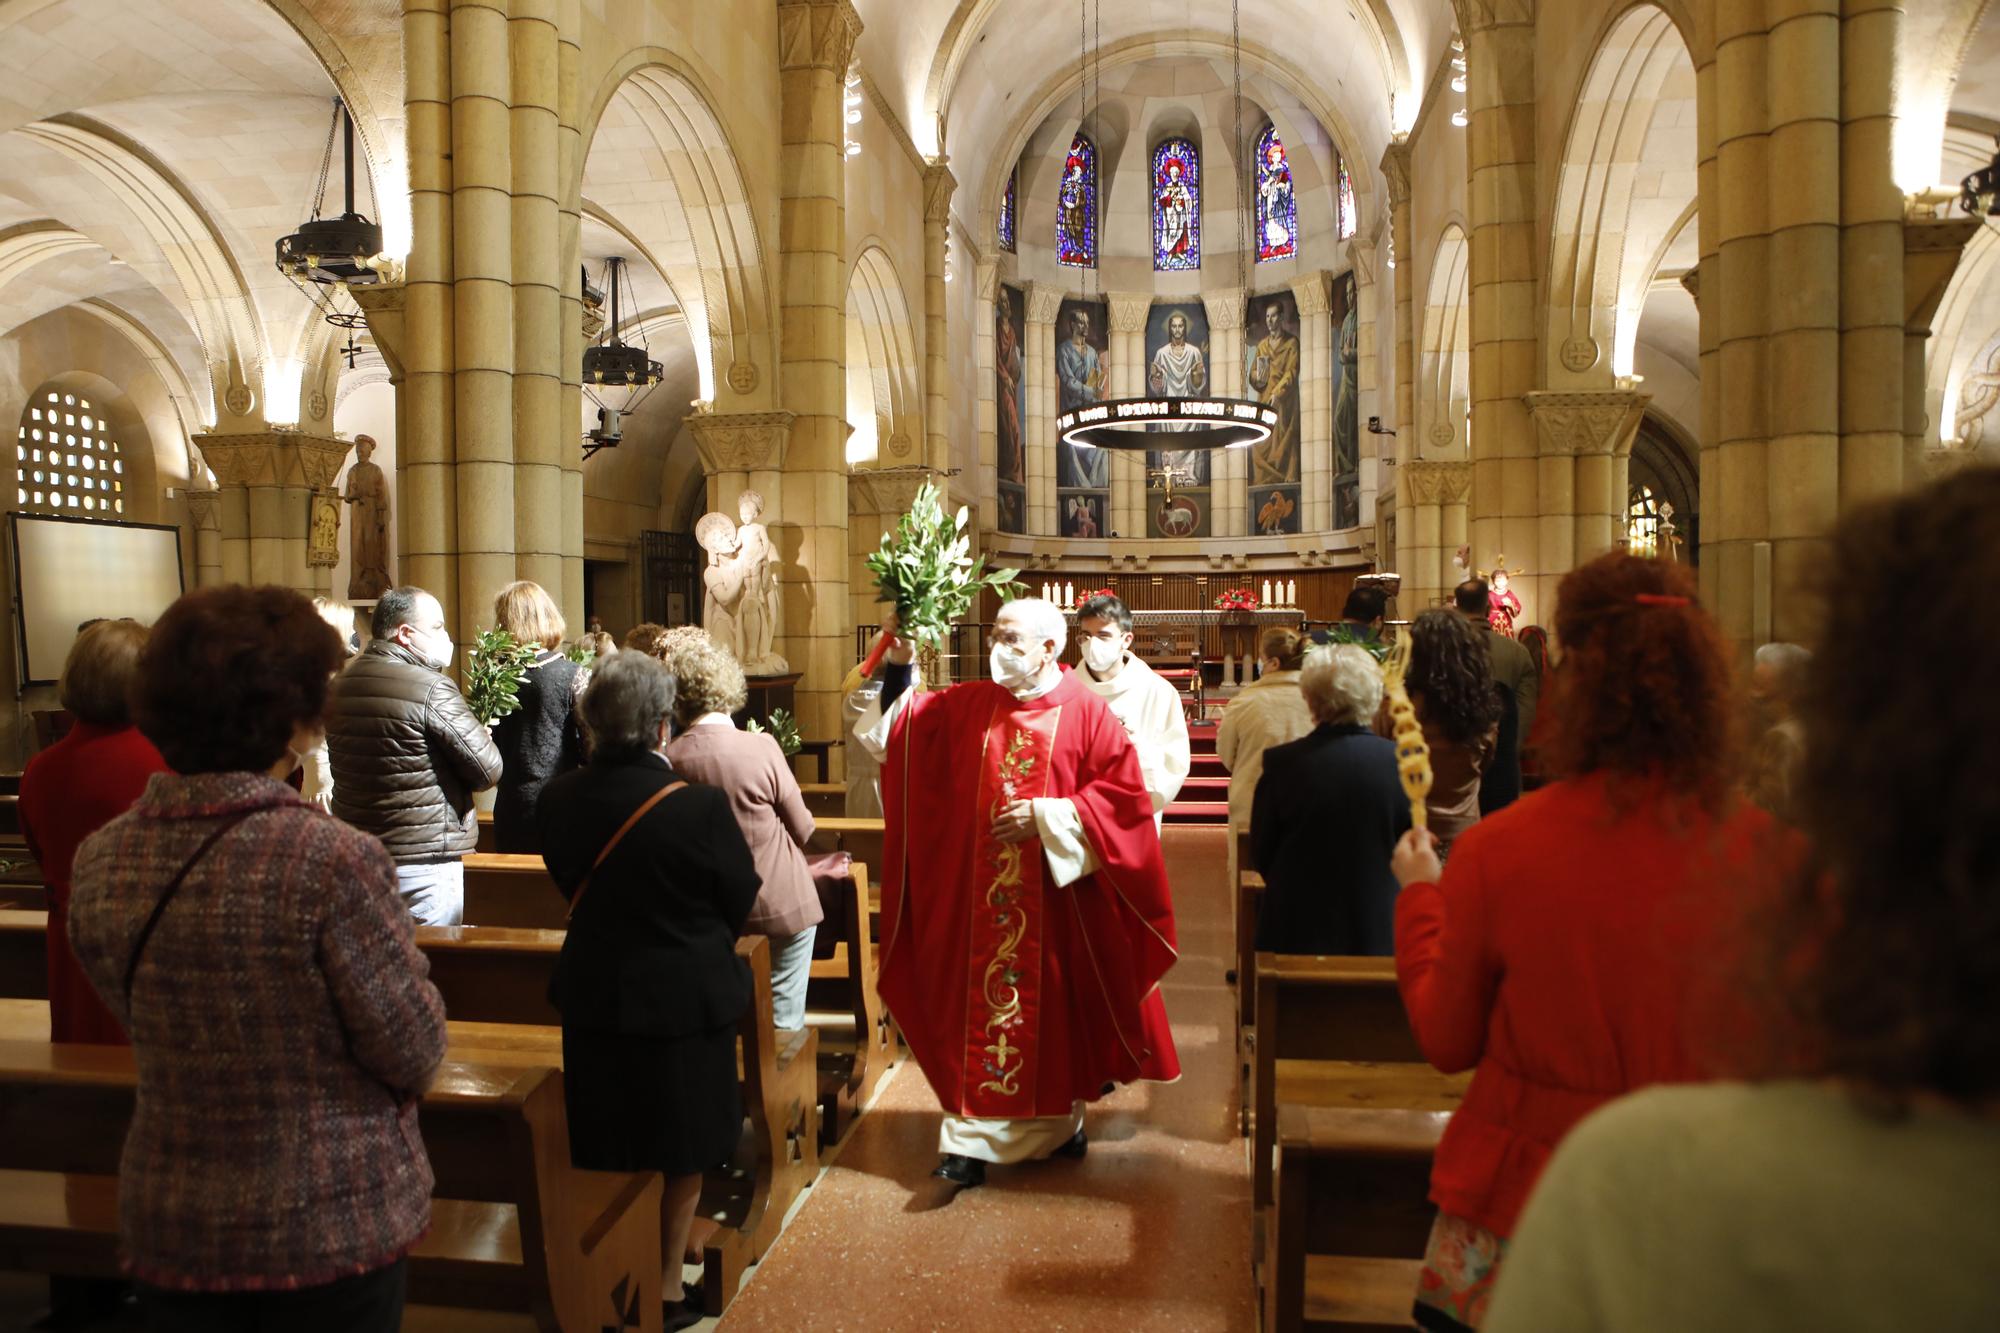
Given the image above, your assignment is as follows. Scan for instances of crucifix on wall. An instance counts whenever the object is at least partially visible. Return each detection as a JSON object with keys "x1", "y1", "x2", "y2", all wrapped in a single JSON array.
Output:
[{"x1": 1147, "y1": 460, "x2": 1196, "y2": 500}]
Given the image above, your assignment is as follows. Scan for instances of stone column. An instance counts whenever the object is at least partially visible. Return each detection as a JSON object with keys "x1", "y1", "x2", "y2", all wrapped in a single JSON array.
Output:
[
  {"x1": 1837, "y1": 0, "x2": 1905, "y2": 507},
  {"x1": 1024, "y1": 281, "x2": 1063, "y2": 535},
  {"x1": 1202, "y1": 287, "x2": 1245, "y2": 537},
  {"x1": 401, "y1": 0, "x2": 456, "y2": 611},
  {"x1": 974, "y1": 260, "x2": 998, "y2": 526},
  {"x1": 1461, "y1": 3, "x2": 1543, "y2": 616},
  {"x1": 922, "y1": 159, "x2": 955, "y2": 475},
  {"x1": 1349, "y1": 238, "x2": 1383, "y2": 534},
  {"x1": 509, "y1": 0, "x2": 565, "y2": 601},
  {"x1": 1904, "y1": 218, "x2": 1981, "y2": 475},
  {"x1": 195, "y1": 432, "x2": 352, "y2": 596},
  {"x1": 1381, "y1": 140, "x2": 1416, "y2": 584},
  {"x1": 1399, "y1": 460, "x2": 1470, "y2": 610},
  {"x1": 1106, "y1": 291, "x2": 1150, "y2": 538},
  {"x1": 450, "y1": 0, "x2": 517, "y2": 641},
  {"x1": 556, "y1": 0, "x2": 585, "y2": 625},
  {"x1": 777, "y1": 0, "x2": 863, "y2": 768},
  {"x1": 1291, "y1": 270, "x2": 1333, "y2": 533},
  {"x1": 849, "y1": 465, "x2": 943, "y2": 647},
  {"x1": 1522, "y1": 390, "x2": 1650, "y2": 571},
  {"x1": 184, "y1": 489, "x2": 223, "y2": 588}
]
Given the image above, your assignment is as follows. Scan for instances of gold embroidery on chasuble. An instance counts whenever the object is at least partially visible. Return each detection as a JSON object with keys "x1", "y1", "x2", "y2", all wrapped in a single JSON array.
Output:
[{"x1": 963, "y1": 703, "x2": 1062, "y2": 1114}]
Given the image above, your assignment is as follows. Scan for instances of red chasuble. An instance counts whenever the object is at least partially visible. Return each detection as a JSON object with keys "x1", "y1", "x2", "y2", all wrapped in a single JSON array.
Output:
[{"x1": 877, "y1": 667, "x2": 1181, "y2": 1119}]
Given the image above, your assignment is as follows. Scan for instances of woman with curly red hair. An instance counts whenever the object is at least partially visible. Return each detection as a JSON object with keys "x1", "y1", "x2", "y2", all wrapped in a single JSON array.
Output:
[{"x1": 1387, "y1": 553, "x2": 1780, "y2": 1331}]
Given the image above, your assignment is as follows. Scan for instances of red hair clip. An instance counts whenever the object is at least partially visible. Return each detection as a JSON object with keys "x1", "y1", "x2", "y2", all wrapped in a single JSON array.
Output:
[{"x1": 1634, "y1": 593, "x2": 1691, "y2": 607}]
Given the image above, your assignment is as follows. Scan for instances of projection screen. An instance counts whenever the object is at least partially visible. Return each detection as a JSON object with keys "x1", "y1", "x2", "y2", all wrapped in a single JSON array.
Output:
[{"x1": 11, "y1": 513, "x2": 184, "y2": 686}]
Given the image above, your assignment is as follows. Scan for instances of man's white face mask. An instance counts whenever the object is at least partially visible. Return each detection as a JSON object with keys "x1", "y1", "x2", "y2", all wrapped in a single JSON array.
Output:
[
  {"x1": 989, "y1": 642, "x2": 1045, "y2": 693},
  {"x1": 408, "y1": 623, "x2": 453, "y2": 671},
  {"x1": 1080, "y1": 636, "x2": 1124, "y2": 675}
]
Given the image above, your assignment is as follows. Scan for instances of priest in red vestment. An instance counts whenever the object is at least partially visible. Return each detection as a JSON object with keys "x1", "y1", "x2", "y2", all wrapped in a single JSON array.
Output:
[{"x1": 858, "y1": 597, "x2": 1181, "y2": 1188}]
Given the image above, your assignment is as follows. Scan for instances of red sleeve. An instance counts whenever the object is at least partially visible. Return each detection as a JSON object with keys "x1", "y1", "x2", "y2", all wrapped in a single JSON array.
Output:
[{"x1": 1394, "y1": 839, "x2": 1500, "y2": 1074}]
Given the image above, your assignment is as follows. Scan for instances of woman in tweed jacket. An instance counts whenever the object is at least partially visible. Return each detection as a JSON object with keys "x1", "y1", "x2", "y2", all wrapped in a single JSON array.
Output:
[{"x1": 70, "y1": 585, "x2": 448, "y2": 1332}]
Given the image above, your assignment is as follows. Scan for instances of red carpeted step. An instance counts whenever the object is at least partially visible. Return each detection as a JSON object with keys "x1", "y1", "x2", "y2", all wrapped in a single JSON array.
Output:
[
  {"x1": 1178, "y1": 775, "x2": 1230, "y2": 801},
  {"x1": 1163, "y1": 800, "x2": 1231, "y2": 825}
]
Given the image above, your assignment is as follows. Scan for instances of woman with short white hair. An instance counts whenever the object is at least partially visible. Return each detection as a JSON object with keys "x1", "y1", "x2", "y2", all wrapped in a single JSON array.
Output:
[{"x1": 1249, "y1": 644, "x2": 1413, "y2": 956}]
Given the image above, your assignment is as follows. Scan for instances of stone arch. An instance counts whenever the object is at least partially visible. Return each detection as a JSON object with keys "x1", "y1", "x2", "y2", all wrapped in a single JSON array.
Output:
[
  {"x1": 1544, "y1": 3, "x2": 1697, "y2": 385},
  {"x1": 577, "y1": 55, "x2": 778, "y2": 410},
  {"x1": 844, "y1": 243, "x2": 922, "y2": 468},
  {"x1": 15, "y1": 115, "x2": 267, "y2": 419},
  {"x1": 1418, "y1": 223, "x2": 1471, "y2": 457}
]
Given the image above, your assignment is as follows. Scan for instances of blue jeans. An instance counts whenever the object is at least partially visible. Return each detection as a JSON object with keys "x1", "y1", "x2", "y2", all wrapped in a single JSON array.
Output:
[
  {"x1": 767, "y1": 926, "x2": 817, "y2": 1031},
  {"x1": 395, "y1": 860, "x2": 464, "y2": 927}
]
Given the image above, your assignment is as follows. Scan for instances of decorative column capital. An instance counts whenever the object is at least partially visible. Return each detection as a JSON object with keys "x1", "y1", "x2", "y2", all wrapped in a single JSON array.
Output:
[
  {"x1": 849, "y1": 465, "x2": 946, "y2": 516},
  {"x1": 1451, "y1": 0, "x2": 1536, "y2": 35},
  {"x1": 1379, "y1": 140, "x2": 1413, "y2": 209},
  {"x1": 1523, "y1": 390, "x2": 1651, "y2": 458},
  {"x1": 777, "y1": 0, "x2": 863, "y2": 73},
  {"x1": 1677, "y1": 267, "x2": 1699, "y2": 307},
  {"x1": 1904, "y1": 215, "x2": 1981, "y2": 333},
  {"x1": 974, "y1": 259, "x2": 998, "y2": 300},
  {"x1": 1291, "y1": 271, "x2": 1333, "y2": 317},
  {"x1": 1024, "y1": 281, "x2": 1066, "y2": 325},
  {"x1": 194, "y1": 431, "x2": 353, "y2": 489},
  {"x1": 183, "y1": 488, "x2": 222, "y2": 531},
  {"x1": 1348, "y1": 238, "x2": 1378, "y2": 288},
  {"x1": 1201, "y1": 287, "x2": 1245, "y2": 332},
  {"x1": 687, "y1": 409, "x2": 795, "y2": 474},
  {"x1": 1107, "y1": 292, "x2": 1152, "y2": 334},
  {"x1": 348, "y1": 282, "x2": 407, "y2": 381},
  {"x1": 1403, "y1": 460, "x2": 1473, "y2": 506},
  {"x1": 922, "y1": 158, "x2": 957, "y2": 224}
]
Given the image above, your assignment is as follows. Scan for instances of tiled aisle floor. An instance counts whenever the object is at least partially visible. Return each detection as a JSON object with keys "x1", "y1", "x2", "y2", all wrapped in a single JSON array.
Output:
[{"x1": 717, "y1": 824, "x2": 1252, "y2": 1331}]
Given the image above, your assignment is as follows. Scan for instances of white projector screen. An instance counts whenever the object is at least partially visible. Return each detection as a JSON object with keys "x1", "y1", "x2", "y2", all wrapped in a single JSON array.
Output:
[{"x1": 12, "y1": 514, "x2": 184, "y2": 686}]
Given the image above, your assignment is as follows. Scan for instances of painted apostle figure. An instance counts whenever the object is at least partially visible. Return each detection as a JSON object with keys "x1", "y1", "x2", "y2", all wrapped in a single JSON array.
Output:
[
  {"x1": 1248, "y1": 301, "x2": 1301, "y2": 486},
  {"x1": 857, "y1": 599, "x2": 1181, "y2": 1190},
  {"x1": 1057, "y1": 309, "x2": 1109, "y2": 489}
]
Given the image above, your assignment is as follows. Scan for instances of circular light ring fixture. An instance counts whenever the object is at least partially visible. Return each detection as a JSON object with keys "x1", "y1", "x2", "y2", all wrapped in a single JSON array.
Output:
[
  {"x1": 275, "y1": 215, "x2": 385, "y2": 286},
  {"x1": 1057, "y1": 396, "x2": 1275, "y2": 452},
  {"x1": 581, "y1": 341, "x2": 663, "y2": 387}
]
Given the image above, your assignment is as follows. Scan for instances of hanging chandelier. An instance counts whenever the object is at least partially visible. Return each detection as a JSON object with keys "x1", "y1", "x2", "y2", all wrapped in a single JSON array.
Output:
[
  {"x1": 1057, "y1": 0, "x2": 1268, "y2": 455},
  {"x1": 276, "y1": 99, "x2": 383, "y2": 331},
  {"x1": 581, "y1": 256, "x2": 663, "y2": 459},
  {"x1": 1963, "y1": 133, "x2": 2000, "y2": 219}
]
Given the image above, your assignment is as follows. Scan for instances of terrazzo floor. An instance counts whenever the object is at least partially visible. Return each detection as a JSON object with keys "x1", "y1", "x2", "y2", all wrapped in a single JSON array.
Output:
[{"x1": 716, "y1": 823, "x2": 1253, "y2": 1331}]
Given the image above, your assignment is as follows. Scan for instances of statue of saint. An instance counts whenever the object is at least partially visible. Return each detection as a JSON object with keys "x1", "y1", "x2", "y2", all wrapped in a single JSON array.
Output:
[
  {"x1": 697, "y1": 512, "x2": 747, "y2": 662},
  {"x1": 343, "y1": 435, "x2": 391, "y2": 600},
  {"x1": 733, "y1": 490, "x2": 788, "y2": 675}
]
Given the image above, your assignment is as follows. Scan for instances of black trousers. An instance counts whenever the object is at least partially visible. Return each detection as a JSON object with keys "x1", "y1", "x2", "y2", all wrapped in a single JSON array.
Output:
[{"x1": 139, "y1": 1258, "x2": 406, "y2": 1333}]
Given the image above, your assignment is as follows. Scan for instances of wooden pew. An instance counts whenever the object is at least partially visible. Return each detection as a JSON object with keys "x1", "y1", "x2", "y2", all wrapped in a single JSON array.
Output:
[
  {"x1": 463, "y1": 852, "x2": 565, "y2": 928},
  {"x1": 799, "y1": 783, "x2": 844, "y2": 818},
  {"x1": 0, "y1": 1040, "x2": 666, "y2": 1333},
  {"x1": 805, "y1": 862, "x2": 895, "y2": 1144},
  {"x1": 435, "y1": 933, "x2": 818, "y2": 1313},
  {"x1": 0, "y1": 914, "x2": 820, "y2": 1316},
  {"x1": 1251, "y1": 952, "x2": 1469, "y2": 1212},
  {"x1": 1267, "y1": 1104, "x2": 1446, "y2": 1332},
  {"x1": 805, "y1": 816, "x2": 883, "y2": 875}
]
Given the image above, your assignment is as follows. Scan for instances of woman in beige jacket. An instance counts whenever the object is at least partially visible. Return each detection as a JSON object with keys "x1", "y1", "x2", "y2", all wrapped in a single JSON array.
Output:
[
  {"x1": 662, "y1": 634, "x2": 822, "y2": 1030},
  {"x1": 1216, "y1": 626, "x2": 1315, "y2": 881}
]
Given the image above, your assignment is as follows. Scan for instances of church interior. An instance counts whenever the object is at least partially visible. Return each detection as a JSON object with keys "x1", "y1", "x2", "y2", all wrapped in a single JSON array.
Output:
[{"x1": 0, "y1": 0, "x2": 1995, "y2": 1329}]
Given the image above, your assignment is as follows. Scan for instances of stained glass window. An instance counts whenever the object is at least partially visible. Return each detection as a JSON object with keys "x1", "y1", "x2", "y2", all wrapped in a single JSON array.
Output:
[
  {"x1": 998, "y1": 168, "x2": 1016, "y2": 253},
  {"x1": 1254, "y1": 125, "x2": 1297, "y2": 262},
  {"x1": 1337, "y1": 155, "x2": 1357, "y2": 240},
  {"x1": 1056, "y1": 135, "x2": 1097, "y2": 268},
  {"x1": 1151, "y1": 138, "x2": 1201, "y2": 271}
]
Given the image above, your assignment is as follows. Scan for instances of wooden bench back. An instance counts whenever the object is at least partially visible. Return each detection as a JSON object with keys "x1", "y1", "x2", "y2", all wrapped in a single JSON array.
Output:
[{"x1": 1254, "y1": 953, "x2": 1423, "y2": 1065}]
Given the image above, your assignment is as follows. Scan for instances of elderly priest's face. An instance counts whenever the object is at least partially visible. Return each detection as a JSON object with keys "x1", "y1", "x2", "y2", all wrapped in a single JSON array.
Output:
[{"x1": 993, "y1": 601, "x2": 1061, "y2": 678}]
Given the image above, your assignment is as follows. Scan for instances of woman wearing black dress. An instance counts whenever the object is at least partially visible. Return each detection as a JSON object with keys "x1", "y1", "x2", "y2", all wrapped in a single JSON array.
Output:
[
  {"x1": 490, "y1": 580, "x2": 585, "y2": 852},
  {"x1": 536, "y1": 653, "x2": 759, "y2": 1330}
]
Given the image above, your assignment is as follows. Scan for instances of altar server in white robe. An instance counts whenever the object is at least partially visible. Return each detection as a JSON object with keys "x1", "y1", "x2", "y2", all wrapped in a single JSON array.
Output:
[{"x1": 1074, "y1": 593, "x2": 1191, "y2": 829}]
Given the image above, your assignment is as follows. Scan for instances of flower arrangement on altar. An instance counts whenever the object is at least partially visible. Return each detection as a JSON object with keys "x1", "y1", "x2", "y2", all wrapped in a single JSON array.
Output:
[
  {"x1": 1213, "y1": 588, "x2": 1260, "y2": 611},
  {"x1": 1073, "y1": 587, "x2": 1115, "y2": 609}
]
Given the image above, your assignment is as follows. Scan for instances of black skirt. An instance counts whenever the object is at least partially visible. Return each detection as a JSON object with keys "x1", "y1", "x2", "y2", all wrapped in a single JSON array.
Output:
[{"x1": 561, "y1": 1025, "x2": 742, "y2": 1177}]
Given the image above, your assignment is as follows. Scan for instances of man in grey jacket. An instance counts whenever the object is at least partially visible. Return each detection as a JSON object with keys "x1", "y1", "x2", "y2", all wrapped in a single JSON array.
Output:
[
  {"x1": 1456, "y1": 579, "x2": 1539, "y2": 814},
  {"x1": 328, "y1": 586, "x2": 503, "y2": 925}
]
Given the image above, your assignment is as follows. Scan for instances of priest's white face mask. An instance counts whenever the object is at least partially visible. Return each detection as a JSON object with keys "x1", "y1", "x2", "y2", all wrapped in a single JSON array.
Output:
[{"x1": 990, "y1": 612, "x2": 1057, "y2": 694}]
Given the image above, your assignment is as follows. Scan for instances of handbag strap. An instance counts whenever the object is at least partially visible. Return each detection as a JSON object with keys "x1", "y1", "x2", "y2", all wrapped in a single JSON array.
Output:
[
  {"x1": 567, "y1": 780, "x2": 685, "y2": 922},
  {"x1": 123, "y1": 811, "x2": 255, "y2": 1002}
]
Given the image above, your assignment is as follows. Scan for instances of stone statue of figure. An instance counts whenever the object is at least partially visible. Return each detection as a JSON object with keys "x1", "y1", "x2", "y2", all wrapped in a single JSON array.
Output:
[
  {"x1": 695, "y1": 492, "x2": 789, "y2": 677},
  {"x1": 342, "y1": 434, "x2": 391, "y2": 600},
  {"x1": 733, "y1": 490, "x2": 788, "y2": 675}
]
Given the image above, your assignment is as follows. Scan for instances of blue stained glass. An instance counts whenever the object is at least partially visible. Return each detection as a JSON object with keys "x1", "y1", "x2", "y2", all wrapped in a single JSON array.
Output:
[
  {"x1": 998, "y1": 169, "x2": 1016, "y2": 253},
  {"x1": 1151, "y1": 138, "x2": 1201, "y2": 271},
  {"x1": 1255, "y1": 125, "x2": 1298, "y2": 262},
  {"x1": 1057, "y1": 135, "x2": 1097, "y2": 268}
]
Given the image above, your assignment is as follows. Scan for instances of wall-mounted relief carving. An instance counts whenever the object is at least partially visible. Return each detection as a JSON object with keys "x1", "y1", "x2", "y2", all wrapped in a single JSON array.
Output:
[{"x1": 1558, "y1": 336, "x2": 1600, "y2": 373}]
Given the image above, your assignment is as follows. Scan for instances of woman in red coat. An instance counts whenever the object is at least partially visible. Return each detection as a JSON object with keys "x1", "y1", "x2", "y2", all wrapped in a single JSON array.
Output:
[
  {"x1": 1389, "y1": 554, "x2": 1781, "y2": 1331},
  {"x1": 19, "y1": 619, "x2": 168, "y2": 1043}
]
